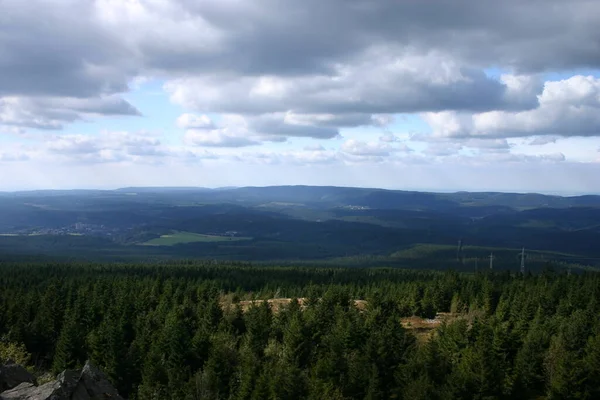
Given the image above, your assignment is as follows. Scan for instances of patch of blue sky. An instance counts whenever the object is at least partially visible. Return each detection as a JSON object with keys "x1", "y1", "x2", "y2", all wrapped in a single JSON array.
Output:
[
  {"x1": 0, "y1": 134, "x2": 18, "y2": 144},
  {"x1": 65, "y1": 79, "x2": 187, "y2": 144},
  {"x1": 484, "y1": 66, "x2": 599, "y2": 81},
  {"x1": 484, "y1": 67, "x2": 505, "y2": 79}
]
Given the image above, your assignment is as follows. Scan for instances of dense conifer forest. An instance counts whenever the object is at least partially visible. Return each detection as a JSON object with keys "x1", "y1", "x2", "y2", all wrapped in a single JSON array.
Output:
[{"x1": 1, "y1": 261, "x2": 600, "y2": 399}]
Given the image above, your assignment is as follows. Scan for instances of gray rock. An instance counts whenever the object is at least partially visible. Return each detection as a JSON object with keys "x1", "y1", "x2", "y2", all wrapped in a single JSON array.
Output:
[
  {"x1": 78, "y1": 362, "x2": 123, "y2": 400},
  {"x1": 0, "y1": 383, "x2": 36, "y2": 400},
  {"x1": 0, "y1": 361, "x2": 124, "y2": 400},
  {"x1": 0, "y1": 363, "x2": 36, "y2": 392},
  {"x1": 54, "y1": 370, "x2": 79, "y2": 398},
  {"x1": 69, "y1": 383, "x2": 90, "y2": 400},
  {"x1": 0, "y1": 380, "x2": 62, "y2": 400}
]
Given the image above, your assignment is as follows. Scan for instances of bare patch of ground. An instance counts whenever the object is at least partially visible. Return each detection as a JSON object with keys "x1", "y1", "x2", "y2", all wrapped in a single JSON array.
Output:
[
  {"x1": 220, "y1": 297, "x2": 368, "y2": 313},
  {"x1": 220, "y1": 295, "x2": 459, "y2": 342}
]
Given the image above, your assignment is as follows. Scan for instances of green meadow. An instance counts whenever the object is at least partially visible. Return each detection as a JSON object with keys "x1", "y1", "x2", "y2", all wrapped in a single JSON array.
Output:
[{"x1": 141, "y1": 231, "x2": 252, "y2": 246}]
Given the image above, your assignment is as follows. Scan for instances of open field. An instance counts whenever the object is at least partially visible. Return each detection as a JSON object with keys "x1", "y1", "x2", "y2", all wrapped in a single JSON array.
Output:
[
  {"x1": 221, "y1": 297, "x2": 368, "y2": 313},
  {"x1": 141, "y1": 231, "x2": 252, "y2": 246},
  {"x1": 220, "y1": 296, "x2": 459, "y2": 342}
]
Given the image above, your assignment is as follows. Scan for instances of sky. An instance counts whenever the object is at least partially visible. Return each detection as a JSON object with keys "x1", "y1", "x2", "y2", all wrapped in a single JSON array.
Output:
[{"x1": 1, "y1": 0, "x2": 600, "y2": 193}]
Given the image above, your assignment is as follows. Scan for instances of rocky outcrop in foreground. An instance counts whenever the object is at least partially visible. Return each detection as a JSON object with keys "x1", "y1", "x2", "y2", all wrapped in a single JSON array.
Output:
[
  {"x1": 0, "y1": 361, "x2": 123, "y2": 400},
  {"x1": 0, "y1": 362, "x2": 36, "y2": 393}
]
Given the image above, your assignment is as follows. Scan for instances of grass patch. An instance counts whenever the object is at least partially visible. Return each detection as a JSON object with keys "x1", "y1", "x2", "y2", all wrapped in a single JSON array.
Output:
[{"x1": 141, "y1": 231, "x2": 252, "y2": 246}]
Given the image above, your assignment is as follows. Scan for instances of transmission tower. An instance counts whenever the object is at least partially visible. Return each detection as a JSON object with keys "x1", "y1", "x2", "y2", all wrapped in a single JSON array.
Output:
[
  {"x1": 456, "y1": 239, "x2": 463, "y2": 262},
  {"x1": 520, "y1": 247, "x2": 526, "y2": 274}
]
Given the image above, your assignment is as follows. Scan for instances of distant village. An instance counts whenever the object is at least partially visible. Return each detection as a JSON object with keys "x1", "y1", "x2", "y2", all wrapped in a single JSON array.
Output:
[
  {"x1": 10, "y1": 223, "x2": 121, "y2": 237},
  {"x1": 5, "y1": 224, "x2": 242, "y2": 239}
]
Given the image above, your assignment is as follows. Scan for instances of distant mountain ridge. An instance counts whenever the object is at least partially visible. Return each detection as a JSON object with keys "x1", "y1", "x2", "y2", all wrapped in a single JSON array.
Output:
[
  {"x1": 1, "y1": 185, "x2": 599, "y2": 267},
  {"x1": 2, "y1": 185, "x2": 600, "y2": 210},
  {"x1": 111, "y1": 185, "x2": 600, "y2": 210}
]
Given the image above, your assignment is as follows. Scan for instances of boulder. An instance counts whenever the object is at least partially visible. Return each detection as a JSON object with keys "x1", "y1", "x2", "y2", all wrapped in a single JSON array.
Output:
[
  {"x1": 0, "y1": 363, "x2": 36, "y2": 392},
  {"x1": 76, "y1": 362, "x2": 123, "y2": 400},
  {"x1": 0, "y1": 361, "x2": 123, "y2": 400},
  {"x1": 0, "y1": 380, "x2": 68, "y2": 399}
]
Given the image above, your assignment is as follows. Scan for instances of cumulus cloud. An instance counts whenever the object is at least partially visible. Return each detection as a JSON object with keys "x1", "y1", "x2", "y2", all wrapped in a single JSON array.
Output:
[
  {"x1": 178, "y1": 114, "x2": 257, "y2": 147},
  {"x1": 0, "y1": 151, "x2": 29, "y2": 162},
  {"x1": 3, "y1": 1, "x2": 600, "y2": 134},
  {"x1": 96, "y1": 0, "x2": 600, "y2": 76},
  {"x1": 242, "y1": 149, "x2": 340, "y2": 166},
  {"x1": 464, "y1": 139, "x2": 512, "y2": 151},
  {"x1": 177, "y1": 112, "x2": 349, "y2": 147},
  {"x1": 176, "y1": 113, "x2": 216, "y2": 130},
  {"x1": 415, "y1": 137, "x2": 512, "y2": 158},
  {"x1": 423, "y1": 76, "x2": 600, "y2": 139},
  {"x1": 486, "y1": 152, "x2": 566, "y2": 163},
  {"x1": 165, "y1": 55, "x2": 538, "y2": 117},
  {"x1": 1, "y1": 0, "x2": 600, "y2": 189},
  {"x1": 529, "y1": 136, "x2": 560, "y2": 146},
  {"x1": 339, "y1": 139, "x2": 413, "y2": 164},
  {"x1": 0, "y1": 96, "x2": 140, "y2": 130},
  {"x1": 341, "y1": 139, "x2": 394, "y2": 157},
  {"x1": 303, "y1": 144, "x2": 326, "y2": 152},
  {"x1": 379, "y1": 134, "x2": 399, "y2": 143},
  {"x1": 250, "y1": 114, "x2": 339, "y2": 139},
  {"x1": 424, "y1": 142, "x2": 464, "y2": 157},
  {"x1": 39, "y1": 131, "x2": 172, "y2": 164},
  {"x1": 184, "y1": 129, "x2": 259, "y2": 148}
]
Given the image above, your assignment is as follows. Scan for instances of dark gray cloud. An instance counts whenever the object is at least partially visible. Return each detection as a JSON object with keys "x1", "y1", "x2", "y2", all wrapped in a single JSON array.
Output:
[
  {"x1": 172, "y1": 0, "x2": 600, "y2": 74},
  {"x1": 249, "y1": 114, "x2": 339, "y2": 139},
  {"x1": 0, "y1": 96, "x2": 140, "y2": 130},
  {"x1": 165, "y1": 62, "x2": 540, "y2": 117},
  {"x1": 0, "y1": 0, "x2": 600, "y2": 96},
  {"x1": 2, "y1": 0, "x2": 600, "y2": 136},
  {"x1": 529, "y1": 136, "x2": 560, "y2": 146},
  {"x1": 3, "y1": 0, "x2": 599, "y2": 98},
  {"x1": 0, "y1": 0, "x2": 133, "y2": 98}
]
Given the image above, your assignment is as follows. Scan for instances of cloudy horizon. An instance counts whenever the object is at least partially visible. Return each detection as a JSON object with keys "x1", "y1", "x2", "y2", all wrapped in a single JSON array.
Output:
[{"x1": 1, "y1": 0, "x2": 600, "y2": 193}]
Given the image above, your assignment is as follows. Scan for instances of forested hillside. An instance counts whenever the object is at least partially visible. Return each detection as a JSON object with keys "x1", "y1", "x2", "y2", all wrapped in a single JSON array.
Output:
[
  {"x1": 1, "y1": 186, "x2": 600, "y2": 267},
  {"x1": 1, "y1": 261, "x2": 599, "y2": 399}
]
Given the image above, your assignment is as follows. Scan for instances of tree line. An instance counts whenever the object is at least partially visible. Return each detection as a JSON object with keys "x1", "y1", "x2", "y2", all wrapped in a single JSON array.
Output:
[{"x1": 1, "y1": 261, "x2": 599, "y2": 399}]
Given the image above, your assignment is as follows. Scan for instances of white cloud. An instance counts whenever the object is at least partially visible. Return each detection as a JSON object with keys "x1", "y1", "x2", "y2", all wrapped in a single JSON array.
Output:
[
  {"x1": 0, "y1": 95, "x2": 139, "y2": 130},
  {"x1": 529, "y1": 136, "x2": 560, "y2": 146},
  {"x1": 424, "y1": 142, "x2": 464, "y2": 157},
  {"x1": 183, "y1": 129, "x2": 259, "y2": 148},
  {"x1": 486, "y1": 152, "x2": 566, "y2": 163},
  {"x1": 37, "y1": 131, "x2": 170, "y2": 164},
  {"x1": 341, "y1": 139, "x2": 394, "y2": 157},
  {"x1": 463, "y1": 138, "x2": 512, "y2": 153},
  {"x1": 165, "y1": 53, "x2": 537, "y2": 117},
  {"x1": 0, "y1": 151, "x2": 29, "y2": 162},
  {"x1": 303, "y1": 144, "x2": 326, "y2": 151},
  {"x1": 423, "y1": 75, "x2": 600, "y2": 139},
  {"x1": 379, "y1": 133, "x2": 399, "y2": 143},
  {"x1": 176, "y1": 113, "x2": 216, "y2": 130},
  {"x1": 1, "y1": 0, "x2": 600, "y2": 190}
]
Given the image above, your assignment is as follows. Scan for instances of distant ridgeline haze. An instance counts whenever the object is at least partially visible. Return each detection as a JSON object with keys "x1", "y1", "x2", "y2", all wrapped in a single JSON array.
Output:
[{"x1": 0, "y1": 186, "x2": 599, "y2": 270}]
